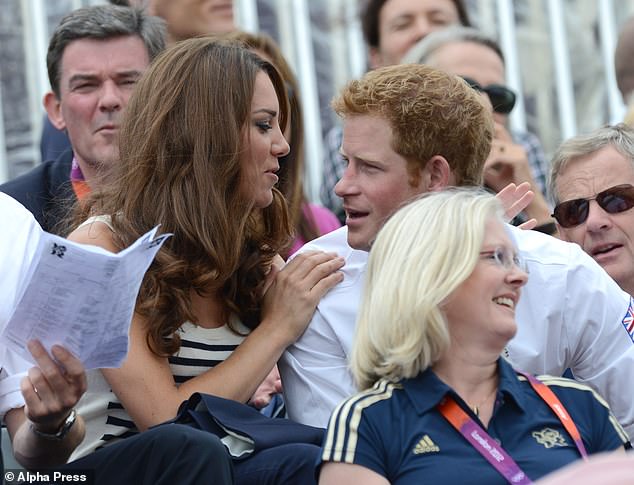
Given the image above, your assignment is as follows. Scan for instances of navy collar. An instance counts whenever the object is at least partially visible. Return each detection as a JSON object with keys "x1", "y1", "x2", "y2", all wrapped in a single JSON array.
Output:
[{"x1": 401, "y1": 358, "x2": 529, "y2": 415}]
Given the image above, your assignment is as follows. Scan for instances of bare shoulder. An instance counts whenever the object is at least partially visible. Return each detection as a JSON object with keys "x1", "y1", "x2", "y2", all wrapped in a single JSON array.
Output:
[{"x1": 67, "y1": 219, "x2": 119, "y2": 253}]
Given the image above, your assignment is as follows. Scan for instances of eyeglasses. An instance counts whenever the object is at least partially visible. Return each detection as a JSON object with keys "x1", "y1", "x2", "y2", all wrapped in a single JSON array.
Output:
[
  {"x1": 461, "y1": 76, "x2": 517, "y2": 114},
  {"x1": 480, "y1": 247, "x2": 528, "y2": 273},
  {"x1": 551, "y1": 184, "x2": 634, "y2": 228}
]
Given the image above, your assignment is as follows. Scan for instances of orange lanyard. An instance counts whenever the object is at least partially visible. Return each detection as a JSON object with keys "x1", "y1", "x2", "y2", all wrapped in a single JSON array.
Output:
[{"x1": 438, "y1": 370, "x2": 588, "y2": 484}]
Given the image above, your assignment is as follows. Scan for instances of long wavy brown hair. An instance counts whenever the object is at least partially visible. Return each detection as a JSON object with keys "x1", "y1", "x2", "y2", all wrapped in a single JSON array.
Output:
[
  {"x1": 75, "y1": 37, "x2": 292, "y2": 357},
  {"x1": 222, "y1": 31, "x2": 319, "y2": 257}
]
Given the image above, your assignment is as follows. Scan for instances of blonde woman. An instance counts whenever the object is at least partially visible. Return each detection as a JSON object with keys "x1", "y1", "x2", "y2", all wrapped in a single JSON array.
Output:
[{"x1": 319, "y1": 188, "x2": 629, "y2": 485}]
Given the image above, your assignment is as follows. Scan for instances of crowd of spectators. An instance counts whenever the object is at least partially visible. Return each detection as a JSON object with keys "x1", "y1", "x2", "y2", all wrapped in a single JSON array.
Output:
[{"x1": 1, "y1": 1, "x2": 634, "y2": 484}]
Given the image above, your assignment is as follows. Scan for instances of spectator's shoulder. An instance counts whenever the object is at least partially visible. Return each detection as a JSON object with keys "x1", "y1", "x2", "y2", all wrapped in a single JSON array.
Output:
[
  {"x1": 0, "y1": 149, "x2": 73, "y2": 198},
  {"x1": 294, "y1": 226, "x2": 368, "y2": 290},
  {"x1": 510, "y1": 224, "x2": 589, "y2": 266}
]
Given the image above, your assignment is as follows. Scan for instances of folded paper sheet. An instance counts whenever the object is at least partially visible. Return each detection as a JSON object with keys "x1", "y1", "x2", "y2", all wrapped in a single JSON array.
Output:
[{"x1": 1, "y1": 226, "x2": 169, "y2": 369}]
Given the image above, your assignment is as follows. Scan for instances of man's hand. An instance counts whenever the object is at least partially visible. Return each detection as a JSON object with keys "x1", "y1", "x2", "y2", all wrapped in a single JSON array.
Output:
[
  {"x1": 484, "y1": 123, "x2": 536, "y2": 193},
  {"x1": 488, "y1": 123, "x2": 554, "y2": 228},
  {"x1": 5, "y1": 341, "x2": 87, "y2": 469},
  {"x1": 496, "y1": 182, "x2": 536, "y2": 229},
  {"x1": 249, "y1": 366, "x2": 283, "y2": 409},
  {"x1": 21, "y1": 340, "x2": 87, "y2": 434}
]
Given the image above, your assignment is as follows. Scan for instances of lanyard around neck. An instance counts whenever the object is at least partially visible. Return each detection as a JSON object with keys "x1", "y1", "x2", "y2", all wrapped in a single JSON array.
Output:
[
  {"x1": 437, "y1": 370, "x2": 588, "y2": 485},
  {"x1": 516, "y1": 371, "x2": 588, "y2": 459},
  {"x1": 438, "y1": 397, "x2": 533, "y2": 484}
]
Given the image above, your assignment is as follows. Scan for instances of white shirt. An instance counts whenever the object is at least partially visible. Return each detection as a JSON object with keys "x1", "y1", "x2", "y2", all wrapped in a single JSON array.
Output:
[
  {"x1": 279, "y1": 225, "x2": 634, "y2": 440},
  {"x1": 0, "y1": 193, "x2": 42, "y2": 415}
]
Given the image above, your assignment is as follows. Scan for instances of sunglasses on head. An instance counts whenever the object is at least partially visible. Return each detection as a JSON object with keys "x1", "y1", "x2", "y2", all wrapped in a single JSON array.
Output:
[
  {"x1": 552, "y1": 184, "x2": 634, "y2": 228},
  {"x1": 461, "y1": 76, "x2": 516, "y2": 114}
]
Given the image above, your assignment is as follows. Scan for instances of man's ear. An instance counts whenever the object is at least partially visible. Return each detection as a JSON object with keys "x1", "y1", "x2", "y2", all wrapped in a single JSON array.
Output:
[
  {"x1": 421, "y1": 155, "x2": 451, "y2": 192},
  {"x1": 43, "y1": 91, "x2": 66, "y2": 131}
]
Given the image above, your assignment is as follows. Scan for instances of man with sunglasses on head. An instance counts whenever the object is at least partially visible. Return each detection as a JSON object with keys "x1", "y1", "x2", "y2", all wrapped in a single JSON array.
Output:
[
  {"x1": 404, "y1": 26, "x2": 556, "y2": 234},
  {"x1": 550, "y1": 123, "x2": 634, "y2": 296}
]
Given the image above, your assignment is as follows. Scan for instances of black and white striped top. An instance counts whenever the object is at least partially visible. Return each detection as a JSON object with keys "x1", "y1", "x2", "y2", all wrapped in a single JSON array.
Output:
[{"x1": 71, "y1": 319, "x2": 248, "y2": 460}]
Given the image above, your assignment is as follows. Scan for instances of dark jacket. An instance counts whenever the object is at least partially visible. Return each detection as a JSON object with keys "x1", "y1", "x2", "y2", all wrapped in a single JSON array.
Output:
[{"x1": 0, "y1": 148, "x2": 76, "y2": 234}]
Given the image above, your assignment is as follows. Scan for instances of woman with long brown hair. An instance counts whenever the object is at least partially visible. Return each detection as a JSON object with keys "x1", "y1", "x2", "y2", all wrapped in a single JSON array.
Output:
[
  {"x1": 224, "y1": 31, "x2": 341, "y2": 259},
  {"x1": 67, "y1": 37, "x2": 343, "y2": 483}
]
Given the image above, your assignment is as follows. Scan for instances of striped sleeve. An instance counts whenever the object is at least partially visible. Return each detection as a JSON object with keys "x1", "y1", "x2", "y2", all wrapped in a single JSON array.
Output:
[{"x1": 321, "y1": 379, "x2": 399, "y2": 469}]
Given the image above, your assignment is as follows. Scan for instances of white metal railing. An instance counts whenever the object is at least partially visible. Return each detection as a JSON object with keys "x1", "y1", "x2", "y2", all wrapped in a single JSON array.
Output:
[
  {"x1": 598, "y1": 0, "x2": 626, "y2": 123},
  {"x1": 20, "y1": 0, "x2": 50, "y2": 166},
  {"x1": 0, "y1": 87, "x2": 8, "y2": 183},
  {"x1": 236, "y1": 0, "x2": 258, "y2": 33},
  {"x1": 496, "y1": 0, "x2": 527, "y2": 132},
  {"x1": 2, "y1": 0, "x2": 634, "y2": 195},
  {"x1": 547, "y1": 0, "x2": 577, "y2": 140}
]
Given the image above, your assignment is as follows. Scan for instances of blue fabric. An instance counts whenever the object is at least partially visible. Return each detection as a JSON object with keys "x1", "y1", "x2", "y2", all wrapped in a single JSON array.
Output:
[
  {"x1": 169, "y1": 393, "x2": 324, "y2": 484},
  {"x1": 320, "y1": 358, "x2": 627, "y2": 485},
  {"x1": 171, "y1": 392, "x2": 323, "y2": 457},
  {"x1": 61, "y1": 425, "x2": 234, "y2": 485},
  {"x1": 233, "y1": 442, "x2": 320, "y2": 485},
  {"x1": 0, "y1": 148, "x2": 74, "y2": 234},
  {"x1": 40, "y1": 116, "x2": 71, "y2": 163}
]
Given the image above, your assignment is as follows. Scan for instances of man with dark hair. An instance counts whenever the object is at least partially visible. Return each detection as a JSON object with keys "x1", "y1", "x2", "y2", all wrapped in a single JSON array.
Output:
[
  {"x1": 1, "y1": 5, "x2": 166, "y2": 233},
  {"x1": 361, "y1": 0, "x2": 470, "y2": 68}
]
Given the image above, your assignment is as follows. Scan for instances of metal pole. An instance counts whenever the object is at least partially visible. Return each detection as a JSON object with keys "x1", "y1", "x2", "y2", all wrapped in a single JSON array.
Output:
[
  {"x1": 345, "y1": 0, "x2": 366, "y2": 80},
  {"x1": 20, "y1": 0, "x2": 49, "y2": 165},
  {"x1": 496, "y1": 0, "x2": 527, "y2": 132},
  {"x1": 291, "y1": 0, "x2": 323, "y2": 203},
  {"x1": 598, "y1": 0, "x2": 625, "y2": 123},
  {"x1": 235, "y1": 0, "x2": 259, "y2": 33},
  {"x1": 0, "y1": 86, "x2": 8, "y2": 183},
  {"x1": 547, "y1": 0, "x2": 577, "y2": 139}
]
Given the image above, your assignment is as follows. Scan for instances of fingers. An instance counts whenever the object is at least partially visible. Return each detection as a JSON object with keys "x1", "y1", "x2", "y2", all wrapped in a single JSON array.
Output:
[
  {"x1": 261, "y1": 251, "x2": 345, "y2": 342},
  {"x1": 279, "y1": 251, "x2": 345, "y2": 292},
  {"x1": 51, "y1": 345, "x2": 87, "y2": 391},
  {"x1": 308, "y1": 270, "x2": 346, "y2": 301},
  {"x1": 496, "y1": 182, "x2": 534, "y2": 221},
  {"x1": 22, "y1": 340, "x2": 87, "y2": 427},
  {"x1": 518, "y1": 218, "x2": 538, "y2": 231}
]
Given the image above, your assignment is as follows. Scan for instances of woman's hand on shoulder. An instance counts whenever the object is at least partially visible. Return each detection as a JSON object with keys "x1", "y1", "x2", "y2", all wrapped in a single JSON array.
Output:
[{"x1": 261, "y1": 251, "x2": 344, "y2": 343}]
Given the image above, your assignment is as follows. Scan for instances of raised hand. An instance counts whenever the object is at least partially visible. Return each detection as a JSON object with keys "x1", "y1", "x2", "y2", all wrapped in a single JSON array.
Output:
[{"x1": 21, "y1": 340, "x2": 87, "y2": 433}]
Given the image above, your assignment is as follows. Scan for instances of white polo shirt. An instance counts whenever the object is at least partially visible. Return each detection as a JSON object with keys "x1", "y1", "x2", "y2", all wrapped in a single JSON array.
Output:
[
  {"x1": 279, "y1": 225, "x2": 634, "y2": 440},
  {"x1": 0, "y1": 193, "x2": 42, "y2": 415}
]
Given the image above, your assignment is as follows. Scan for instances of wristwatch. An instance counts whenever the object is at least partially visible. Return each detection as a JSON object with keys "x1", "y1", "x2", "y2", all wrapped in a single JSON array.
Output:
[{"x1": 30, "y1": 409, "x2": 77, "y2": 441}]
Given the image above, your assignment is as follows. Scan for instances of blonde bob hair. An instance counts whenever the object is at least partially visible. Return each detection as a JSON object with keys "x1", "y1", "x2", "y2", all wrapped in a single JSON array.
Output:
[{"x1": 351, "y1": 188, "x2": 505, "y2": 390}]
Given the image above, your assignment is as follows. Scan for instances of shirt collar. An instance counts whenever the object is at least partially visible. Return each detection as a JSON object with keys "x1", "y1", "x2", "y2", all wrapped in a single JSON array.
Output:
[{"x1": 401, "y1": 357, "x2": 528, "y2": 415}]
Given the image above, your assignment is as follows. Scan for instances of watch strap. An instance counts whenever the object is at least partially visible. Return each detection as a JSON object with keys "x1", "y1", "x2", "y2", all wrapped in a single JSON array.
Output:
[{"x1": 30, "y1": 408, "x2": 77, "y2": 441}]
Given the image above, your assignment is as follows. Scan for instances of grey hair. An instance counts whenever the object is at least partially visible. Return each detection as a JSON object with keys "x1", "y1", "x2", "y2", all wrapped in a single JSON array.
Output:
[
  {"x1": 548, "y1": 123, "x2": 634, "y2": 204},
  {"x1": 402, "y1": 25, "x2": 505, "y2": 65},
  {"x1": 47, "y1": 5, "x2": 166, "y2": 97}
]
